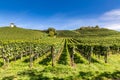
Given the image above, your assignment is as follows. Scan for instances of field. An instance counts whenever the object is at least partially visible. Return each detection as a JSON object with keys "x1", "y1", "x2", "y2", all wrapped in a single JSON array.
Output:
[{"x1": 0, "y1": 27, "x2": 120, "y2": 80}]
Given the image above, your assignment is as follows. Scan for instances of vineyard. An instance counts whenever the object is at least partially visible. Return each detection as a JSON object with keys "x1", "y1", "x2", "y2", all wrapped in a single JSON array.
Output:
[{"x1": 0, "y1": 27, "x2": 120, "y2": 80}]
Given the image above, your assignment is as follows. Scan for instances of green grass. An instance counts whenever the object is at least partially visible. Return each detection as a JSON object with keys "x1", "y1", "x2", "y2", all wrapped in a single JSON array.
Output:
[
  {"x1": 0, "y1": 27, "x2": 47, "y2": 40},
  {"x1": 57, "y1": 28, "x2": 120, "y2": 38},
  {"x1": 76, "y1": 28, "x2": 120, "y2": 37},
  {"x1": 0, "y1": 53, "x2": 120, "y2": 80},
  {"x1": 57, "y1": 30, "x2": 81, "y2": 37}
]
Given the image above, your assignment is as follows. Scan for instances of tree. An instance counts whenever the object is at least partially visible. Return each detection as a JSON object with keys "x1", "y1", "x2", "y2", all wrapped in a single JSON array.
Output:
[
  {"x1": 95, "y1": 25, "x2": 100, "y2": 28},
  {"x1": 49, "y1": 31, "x2": 55, "y2": 37},
  {"x1": 47, "y1": 27, "x2": 57, "y2": 37}
]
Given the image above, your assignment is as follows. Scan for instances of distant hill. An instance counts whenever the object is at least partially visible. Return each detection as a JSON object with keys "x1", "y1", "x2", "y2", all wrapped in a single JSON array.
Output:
[
  {"x1": 0, "y1": 26, "x2": 120, "y2": 40},
  {"x1": 76, "y1": 27, "x2": 119, "y2": 36},
  {"x1": 57, "y1": 30, "x2": 80, "y2": 37},
  {"x1": 57, "y1": 27, "x2": 120, "y2": 37},
  {"x1": 0, "y1": 27, "x2": 46, "y2": 40}
]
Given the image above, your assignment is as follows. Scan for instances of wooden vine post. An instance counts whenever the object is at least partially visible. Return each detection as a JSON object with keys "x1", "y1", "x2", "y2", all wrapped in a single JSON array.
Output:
[
  {"x1": 88, "y1": 46, "x2": 93, "y2": 64},
  {"x1": 104, "y1": 46, "x2": 110, "y2": 63},
  {"x1": 51, "y1": 45, "x2": 55, "y2": 66},
  {"x1": 70, "y1": 45, "x2": 75, "y2": 67},
  {"x1": 20, "y1": 46, "x2": 23, "y2": 60},
  {"x1": 29, "y1": 44, "x2": 33, "y2": 68}
]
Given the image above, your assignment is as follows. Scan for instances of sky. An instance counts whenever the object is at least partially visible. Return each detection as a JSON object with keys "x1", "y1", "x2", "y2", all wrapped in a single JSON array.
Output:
[{"x1": 0, "y1": 0, "x2": 120, "y2": 30}]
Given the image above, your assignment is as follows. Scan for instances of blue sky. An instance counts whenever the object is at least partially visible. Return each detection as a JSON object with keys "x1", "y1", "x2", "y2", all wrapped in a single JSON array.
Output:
[{"x1": 0, "y1": 0, "x2": 120, "y2": 30}]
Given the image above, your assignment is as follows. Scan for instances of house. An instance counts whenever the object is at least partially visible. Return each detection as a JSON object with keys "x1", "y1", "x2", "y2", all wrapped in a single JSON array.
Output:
[{"x1": 10, "y1": 23, "x2": 15, "y2": 27}]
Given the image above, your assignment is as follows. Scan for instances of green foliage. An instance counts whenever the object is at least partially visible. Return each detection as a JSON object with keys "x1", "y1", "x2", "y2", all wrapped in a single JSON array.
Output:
[
  {"x1": 0, "y1": 26, "x2": 120, "y2": 80},
  {"x1": 74, "y1": 52, "x2": 87, "y2": 63},
  {"x1": 79, "y1": 25, "x2": 100, "y2": 30},
  {"x1": 58, "y1": 39, "x2": 71, "y2": 65},
  {"x1": 57, "y1": 30, "x2": 80, "y2": 37},
  {"x1": 95, "y1": 25, "x2": 100, "y2": 28},
  {"x1": 76, "y1": 27, "x2": 119, "y2": 37},
  {"x1": 47, "y1": 27, "x2": 57, "y2": 36},
  {"x1": 49, "y1": 31, "x2": 55, "y2": 37},
  {"x1": 47, "y1": 27, "x2": 56, "y2": 32}
]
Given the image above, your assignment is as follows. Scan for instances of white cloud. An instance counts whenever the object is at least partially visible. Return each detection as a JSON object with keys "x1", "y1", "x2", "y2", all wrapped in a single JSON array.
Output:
[
  {"x1": 99, "y1": 9, "x2": 120, "y2": 31},
  {"x1": 104, "y1": 9, "x2": 120, "y2": 16},
  {"x1": 104, "y1": 24, "x2": 120, "y2": 30},
  {"x1": 100, "y1": 9, "x2": 120, "y2": 20}
]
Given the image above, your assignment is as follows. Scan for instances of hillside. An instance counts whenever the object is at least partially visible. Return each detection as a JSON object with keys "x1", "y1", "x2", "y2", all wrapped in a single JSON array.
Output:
[
  {"x1": 0, "y1": 26, "x2": 120, "y2": 80},
  {"x1": 76, "y1": 27, "x2": 120, "y2": 37},
  {"x1": 0, "y1": 26, "x2": 120, "y2": 39},
  {"x1": 57, "y1": 30, "x2": 80, "y2": 37},
  {"x1": 0, "y1": 27, "x2": 46, "y2": 40},
  {"x1": 57, "y1": 27, "x2": 120, "y2": 37}
]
